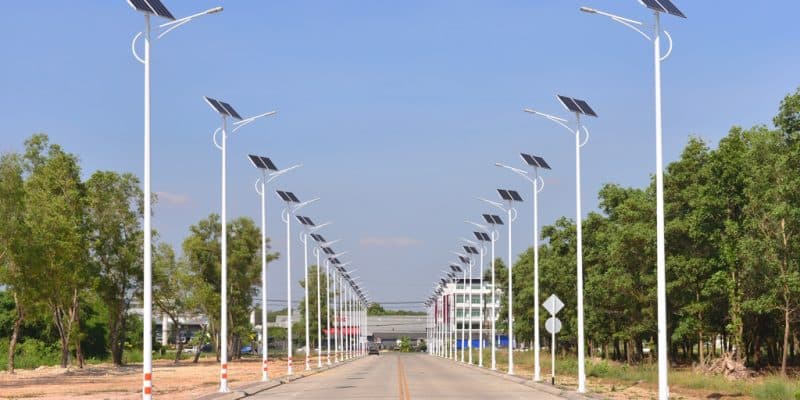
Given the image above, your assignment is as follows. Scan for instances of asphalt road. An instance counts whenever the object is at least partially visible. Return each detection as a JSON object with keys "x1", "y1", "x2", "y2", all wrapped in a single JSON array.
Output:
[{"x1": 253, "y1": 353, "x2": 564, "y2": 399}]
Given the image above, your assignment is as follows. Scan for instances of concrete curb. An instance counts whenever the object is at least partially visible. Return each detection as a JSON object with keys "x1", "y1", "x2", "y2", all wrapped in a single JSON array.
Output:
[
  {"x1": 197, "y1": 358, "x2": 361, "y2": 400},
  {"x1": 444, "y1": 357, "x2": 605, "y2": 400}
]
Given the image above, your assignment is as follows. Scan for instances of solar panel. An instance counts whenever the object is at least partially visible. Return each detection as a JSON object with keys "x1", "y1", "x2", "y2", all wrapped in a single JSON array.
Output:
[
  {"x1": 203, "y1": 97, "x2": 230, "y2": 116},
  {"x1": 509, "y1": 190, "x2": 523, "y2": 202},
  {"x1": 497, "y1": 189, "x2": 512, "y2": 201},
  {"x1": 520, "y1": 153, "x2": 552, "y2": 170},
  {"x1": 533, "y1": 156, "x2": 552, "y2": 170},
  {"x1": 450, "y1": 265, "x2": 461, "y2": 273},
  {"x1": 557, "y1": 95, "x2": 583, "y2": 114},
  {"x1": 464, "y1": 246, "x2": 479, "y2": 255},
  {"x1": 260, "y1": 157, "x2": 278, "y2": 171},
  {"x1": 641, "y1": 0, "x2": 686, "y2": 18},
  {"x1": 482, "y1": 214, "x2": 494, "y2": 224},
  {"x1": 248, "y1": 154, "x2": 267, "y2": 169},
  {"x1": 474, "y1": 232, "x2": 491, "y2": 242},
  {"x1": 656, "y1": 0, "x2": 686, "y2": 18},
  {"x1": 127, "y1": 0, "x2": 176, "y2": 20},
  {"x1": 219, "y1": 101, "x2": 243, "y2": 120},
  {"x1": 458, "y1": 256, "x2": 469, "y2": 264},
  {"x1": 491, "y1": 215, "x2": 504, "y2": 225},
  {"x1": 323, "y1": 247, "x2": 335, "y2": 255},
  {"x1": 574, "y1": 99, "x2": 598, "y2": 118},
  {"x1": 276, "y1": 191, "x2": 291, "y2": 202},
  {"x1": 310, "y1": 233, "x2": 325, "y2": 242},
  {"x1": 287, "y1": 192, "x2": 300, "y2": 202}
]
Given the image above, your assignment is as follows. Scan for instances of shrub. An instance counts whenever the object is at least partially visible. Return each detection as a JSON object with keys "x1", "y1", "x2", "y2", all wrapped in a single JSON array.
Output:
[{"x1": 752, "y1": 379, "x2": 796, "y2": 400}]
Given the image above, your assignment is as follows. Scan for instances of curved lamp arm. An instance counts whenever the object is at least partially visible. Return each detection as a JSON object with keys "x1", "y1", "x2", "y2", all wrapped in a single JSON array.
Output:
[
  {"x1": 495, "y1": 162, "x2": 535, "y2": 184},
  {"x1": 523, "y1": 108, "x2": 575, "y2": 135},
  {"x1": 158, "y1": 7, "x2": 224, "y2": 39}
]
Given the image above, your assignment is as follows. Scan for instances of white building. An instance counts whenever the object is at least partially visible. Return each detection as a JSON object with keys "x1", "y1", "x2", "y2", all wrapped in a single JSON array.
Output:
[{"x1": 441, "y1": 278, "x2": 501, "y2": 344}]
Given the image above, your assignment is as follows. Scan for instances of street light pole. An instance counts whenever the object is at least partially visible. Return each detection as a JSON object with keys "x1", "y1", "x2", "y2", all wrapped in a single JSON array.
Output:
[
  {"x1": 497, "y1": 157, "x2": 549, "y2": 381},
  {"x1": 251, "y1": 157, "x2": 301, "y2": 382},
  {"x1": 126, "y1": 3, "x2": 221, "y2": 397},
  {"x1": 524, "y1": 95, "x2": 596, "y2": 393},
  {"x1": 579, "y1": 5, "x2": 683, "y2": 398}
]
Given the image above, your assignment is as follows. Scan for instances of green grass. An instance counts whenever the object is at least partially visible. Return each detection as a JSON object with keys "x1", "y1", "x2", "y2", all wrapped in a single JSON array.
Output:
[
  {"x1": 751, "y1": 378, "x2": 800, "y2": 400},
  {"x1": 468, "y1": 348, "x2": 799, "y2": 399}
]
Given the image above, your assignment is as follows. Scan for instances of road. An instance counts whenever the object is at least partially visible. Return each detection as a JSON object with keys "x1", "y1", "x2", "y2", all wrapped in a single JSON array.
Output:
[{"x1": 253, "y1": 353, "x2": 564, "y2": 399}]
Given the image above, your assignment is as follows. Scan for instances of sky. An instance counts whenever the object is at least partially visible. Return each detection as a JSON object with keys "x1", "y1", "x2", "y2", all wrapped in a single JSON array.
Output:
[{"x1": 2, "y1": 1, "x2": 799, "y2": 311}]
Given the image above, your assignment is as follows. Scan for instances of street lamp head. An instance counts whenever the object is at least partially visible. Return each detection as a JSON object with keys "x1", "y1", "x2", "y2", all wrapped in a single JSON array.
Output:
[
  {"x1": 205, "y1": 6, "x2": 223, "y2": 15},
  {"x1": 579, "y1": 6, "x2": 597, "y2": 14}
]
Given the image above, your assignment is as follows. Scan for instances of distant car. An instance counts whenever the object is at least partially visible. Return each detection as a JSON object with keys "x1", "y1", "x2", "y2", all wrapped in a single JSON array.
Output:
[
  {"x1": 240, "y1": 345, "x2": 257, "y2": 355},
  {"x1": 368, "y1": 346, "x2": 380, "y2": 355}
]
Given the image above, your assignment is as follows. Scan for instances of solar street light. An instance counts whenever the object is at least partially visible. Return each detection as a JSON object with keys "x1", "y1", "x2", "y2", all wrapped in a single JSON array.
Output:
[
  {"x1": 277, "y1": 192, "x2": 318, "y2": 375},
  {"x1": 126, "y1": 1, "x2": 220, "y2": 396},
  {"x1": 524, "y1": 95, "x2": 597, "y2": 392},
  {"x1": 205, "y1": 96, "x2": 276, "y2": 393},
  {"x1": 467, "y1": 221, "x2": 497, "y2": 369},
  {"x1": 480, "y1": 189, "x2": 522, "y2": 375},
  {"x1": 295, "y1": 215, "x2": 331, "y2": 371},
  {"x1": 319, "y1": 248, "x2": 344, "y2": 366},
  {"x1": 497, "y1": 154, "x2": 550, "y2": 381},
  {"x1": 460, "y1": 240, "x2": 483, "y2": 366},
  {"x1": 474, "y1": 212, "x2": 503, "y2": 370},
  {"x1": 452, "y1": 251, "x2": 472, "y2": 363},
  {"x1": 580, "y1": 2, "x2": 684, "y2": 398},
  {"x1": 250, "y1": 156, "x2": 300, "y2": 382},
  {"x1": 297, "y1": 216, "x2": 330, "y2": 370}
]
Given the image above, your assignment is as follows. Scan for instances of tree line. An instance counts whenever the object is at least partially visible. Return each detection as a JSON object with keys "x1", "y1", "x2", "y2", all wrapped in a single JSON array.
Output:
[
  {"x1": 0, "y1": 134, "x2": 288, "y2": 372},
  {"x1": 487, "y1": 88, "x2": 800, "y2": 376}
]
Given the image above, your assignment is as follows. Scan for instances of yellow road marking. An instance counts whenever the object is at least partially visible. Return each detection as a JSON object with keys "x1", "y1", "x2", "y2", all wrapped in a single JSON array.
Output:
[{"x1": 397, "y1": 356, "x2": 411, "y2": 400}]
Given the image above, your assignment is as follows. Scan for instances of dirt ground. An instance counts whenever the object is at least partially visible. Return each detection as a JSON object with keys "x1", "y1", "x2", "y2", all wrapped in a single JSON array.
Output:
[{"x1": 0, "y1": 354, "x2": 328, "y2": 400}]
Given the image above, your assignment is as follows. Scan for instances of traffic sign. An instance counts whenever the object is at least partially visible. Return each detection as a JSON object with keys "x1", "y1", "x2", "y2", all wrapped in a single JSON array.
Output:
[
  {"x1": 545, "y1": 317, "x2": 562, "y2": 334},
  {"x1": 543, "y1": 294, "x2": 564, "y2": 315}
]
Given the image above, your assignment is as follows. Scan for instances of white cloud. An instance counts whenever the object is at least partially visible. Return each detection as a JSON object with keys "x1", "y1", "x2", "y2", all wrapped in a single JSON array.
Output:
[
  {"x1": 360, "y1": 236, "x2": 422, "y2": 248},
  {"x1": 155, "y1": 191, "x2": 190, "y2": 206}
]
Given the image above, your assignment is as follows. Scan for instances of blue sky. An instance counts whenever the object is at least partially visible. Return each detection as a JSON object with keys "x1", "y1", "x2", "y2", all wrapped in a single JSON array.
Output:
[{"x1": 2, "y1": 1, "x2": 798, "y2": 310}]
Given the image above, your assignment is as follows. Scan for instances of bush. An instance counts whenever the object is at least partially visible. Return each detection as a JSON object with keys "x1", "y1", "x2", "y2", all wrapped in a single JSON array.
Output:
[
  {"x1": 587, "y1": 360, "x2": 610, "y2": 377},
  {"x1": 0, "y1": 338, "x2": 61, "y2": 371},
  {"x1": 752, "y1": 379, "x2": 797, "y2": 400}
]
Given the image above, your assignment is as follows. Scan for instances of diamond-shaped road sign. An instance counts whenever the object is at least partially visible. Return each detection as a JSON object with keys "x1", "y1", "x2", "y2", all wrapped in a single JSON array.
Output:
[
  {"x1": 545, "y1": 317, "x2": 562, "y2": 334},
  {"x1": 543, "y1": 294, "x2": 564, "y2": 315}
]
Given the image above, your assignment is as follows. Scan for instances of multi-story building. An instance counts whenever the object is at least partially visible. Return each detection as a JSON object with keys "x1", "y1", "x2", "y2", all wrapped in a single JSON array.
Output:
[{"x1": 441, "y1": 277, "x2": 501, "y2": 348}]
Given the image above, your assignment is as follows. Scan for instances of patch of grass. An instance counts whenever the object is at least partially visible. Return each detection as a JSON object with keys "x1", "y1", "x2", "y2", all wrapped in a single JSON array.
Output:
[
  {"x1": 0, "y1": 338, "x2": 61, "y2": 371},
  {"x1": 751, "y1": 378, "x2": 800, "y2": 400}
]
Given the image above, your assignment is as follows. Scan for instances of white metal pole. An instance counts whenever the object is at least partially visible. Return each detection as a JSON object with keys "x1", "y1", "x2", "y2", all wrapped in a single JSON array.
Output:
[
  {"x1": 478, "y1": 246, "x2": 484, "y2": 367},
  {"x1": 507, "y1": 207, "x2": 514, "y2": 375},
  {"x1": 316, "y1": 251, "x2": 322, "y2": 367},
  {"x1": 491, "y1": 234, "x2": 497, "y2": 371},
  {"x1": 219, "y1": 114, "x2": 229, "y2": 393},
  {"x1": 461, "y1": 271, "x2": 466, "y2": 362},
  {"x1": 286, "y1": 211, "x2": 293, "y2": 375},
  {"x1": 260, "y1": 178, "x2": 269, "y2": 382},
  {"x1": 142, "y1": 15, "x2": 153, "y2": 400},
  {"x1": 468, "y1": 260, "x2": 473, "y2": 364},
  {"x1": 533, "y1": 171, "x2": 541, "y2": 381},
  {"x1": 653, "y1": 11, "x2": 669, "y2": 400},
  {"x1": 304, "y1": 236, "x2": 310, "y2": 370},
  {"x1": 333, "y1": 268, "x2": 339, "y2": 363},
  {"x1": 551, "y1": 325, "x2": 556, "y2": 385},
  {"x1": 325, "y1": 260, "x2": 331, "y2": 365},
  {"x1": 575, "y1": 114, "x2": 586, "y2": 393}
]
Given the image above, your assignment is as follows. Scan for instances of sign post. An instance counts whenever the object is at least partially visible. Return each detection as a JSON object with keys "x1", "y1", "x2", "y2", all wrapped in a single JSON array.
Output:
[{"x1": 543, "y1": 294, "x2": 564, "y2": 385}]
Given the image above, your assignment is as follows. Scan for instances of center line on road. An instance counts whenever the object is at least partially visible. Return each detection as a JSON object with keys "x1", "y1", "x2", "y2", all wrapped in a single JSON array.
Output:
[{"x1": 397, "y1": 356, "x2": 411, "y2": 400}]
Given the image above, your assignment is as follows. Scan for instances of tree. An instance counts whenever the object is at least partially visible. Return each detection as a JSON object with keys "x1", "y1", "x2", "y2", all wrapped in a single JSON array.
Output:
[
  {"x1": 85, "y1": 171, "x2": 143, "y2": 365},
  {"x1": 182, "y1": 214, "x2": 274, "y2": 360},
  {"x1": 153, "y1": 243, "x2": 192, "y2": 363},
  {"x1": 297, "y1": 265, "x2": 328, "y2": 349},
  {"x1": 0, "y1": 152, "x2": 33, "y2": 373},
  {"x1": 22, "y1": 134, "x2": 89, "y2": 368}
]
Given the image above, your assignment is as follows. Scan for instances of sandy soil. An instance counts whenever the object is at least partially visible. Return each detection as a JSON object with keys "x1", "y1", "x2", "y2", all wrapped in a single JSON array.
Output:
[{"x1": 0, "y1": 354, "x2": 328, "y2": 400}]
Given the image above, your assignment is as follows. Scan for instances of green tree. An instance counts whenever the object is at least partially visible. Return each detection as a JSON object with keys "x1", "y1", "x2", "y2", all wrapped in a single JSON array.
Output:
[
  {"x1": 84, "y1": 171, "x2": 143, "y2": 365},
  {"x1": 22, "y1": 135, "x2": 89, "y2": 368},
  {"x1": 153, "y1": 243, "x2": 192, "y2": 363},
  {"x1": 297, "y1": 265, "x2": 329, "y2": 349}
]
